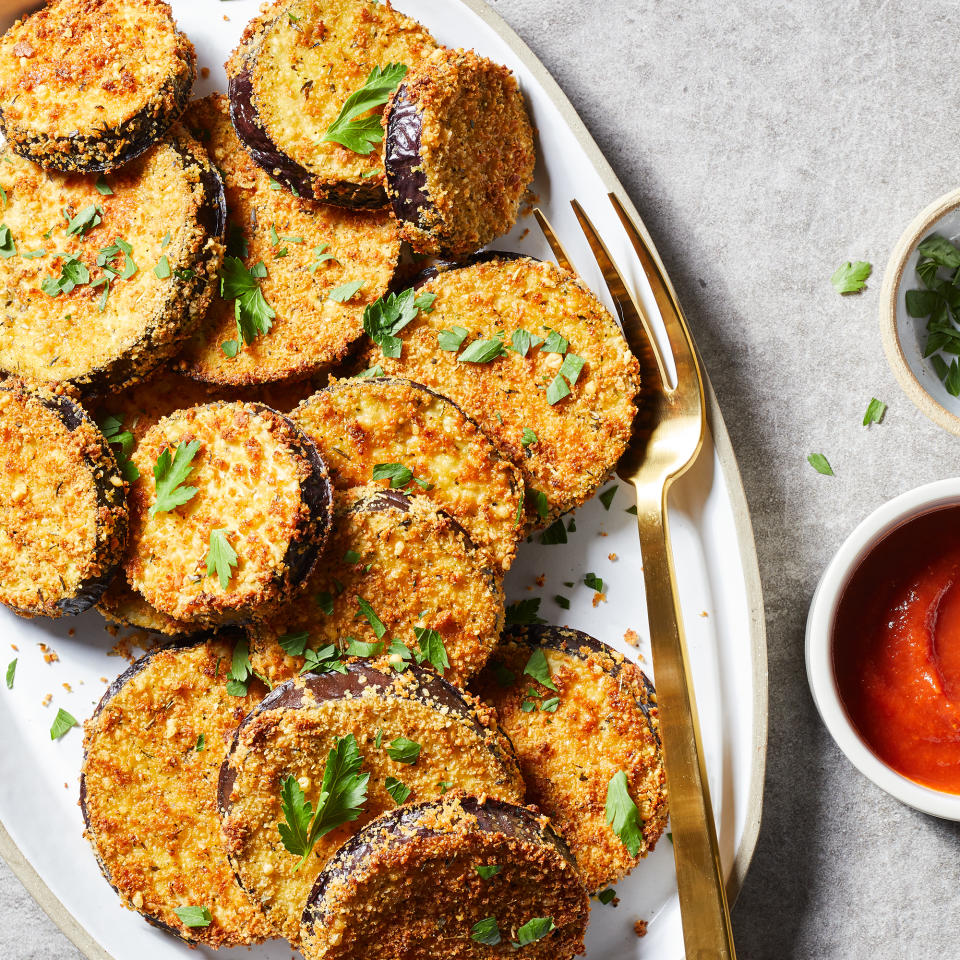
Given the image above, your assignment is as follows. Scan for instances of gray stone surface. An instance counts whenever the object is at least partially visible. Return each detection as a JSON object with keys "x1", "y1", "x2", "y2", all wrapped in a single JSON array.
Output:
[{"x1": 3, "y1": 0, "x2": 960, "y2": 957}]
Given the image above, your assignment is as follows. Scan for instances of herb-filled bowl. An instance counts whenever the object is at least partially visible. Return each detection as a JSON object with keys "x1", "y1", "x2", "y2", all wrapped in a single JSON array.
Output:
[{"x1": 880, "y1": 186, "x2": 960, "y2": 435}]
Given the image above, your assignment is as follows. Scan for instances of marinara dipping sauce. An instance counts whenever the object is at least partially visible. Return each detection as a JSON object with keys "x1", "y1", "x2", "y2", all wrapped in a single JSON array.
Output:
[{"x1": 834, "y1": 507, "x2": 960, "y2": 793}]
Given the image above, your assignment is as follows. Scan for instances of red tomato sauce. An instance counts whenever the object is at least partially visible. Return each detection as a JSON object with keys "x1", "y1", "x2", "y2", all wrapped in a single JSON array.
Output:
[{"x1": 833, "y1": 508, "x2": 960, "y2": 794}]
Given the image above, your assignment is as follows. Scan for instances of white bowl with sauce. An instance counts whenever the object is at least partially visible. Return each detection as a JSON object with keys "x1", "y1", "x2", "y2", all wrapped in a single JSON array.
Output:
[{"x1": 806, "y1": 477, "x2": 960, "y2": 820}]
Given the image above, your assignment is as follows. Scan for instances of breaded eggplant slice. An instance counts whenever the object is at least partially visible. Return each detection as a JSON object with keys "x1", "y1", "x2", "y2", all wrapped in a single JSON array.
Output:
[
  {"x1": 227, "y1": 0, "x2": 440, "y2": 208},
  {"x1": 384, "y1": 49, "x2": 535, "y2": 259},
  {"x1": 474, "y1": 625, "x2": 668, "y2": 892},
  {"x1": 177, "y1": 94, "x2": 400, "y2": 385},
  {"x1": 360, "y1": 256, "x2": 641, "y2": 526},
  {"x1": 218, "y1": 663, "x2": 524, "y2": 944},
  {"x1": 0, "y1": 0, "x2": 195, "y2": 174},
  {"x1": 0, "y1": 381, "x2": 126, "y2": 617},
  {"x1": 80, "y1": 637, "x2": 271, "y2": 947},
  {"x1": 300, "y1": 794, "x2": 589, "y2": 959},
  {"x1": 291, "y1": 377, "x2": 522, "y2": 570},
  {"x1": 0, "y1": 128, "x2": 225, "y2": 394},
  {"x1": 250, "y1": 487, "x2": 504, "y2": 687},
  {"x1": 125, "y1": 401, "x2": 332, "y2": 624}
]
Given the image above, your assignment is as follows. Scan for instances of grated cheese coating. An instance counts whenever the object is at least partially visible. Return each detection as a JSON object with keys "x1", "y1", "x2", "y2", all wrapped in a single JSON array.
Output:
[
  {"x1": 227, "y1": 0, "x2": 439, "y2": 207},
  {"x1": 0, "y1": 381, "x2": 126, "y2": 617},
  {"x1": 177, "y1": 94, "x2": 400, "y2": 385},
  {"x1": 291, "y1": 377, "x2": 522, "y2": 570},
  {"x1": 219, "y1": 665, "x2": 524, "y2": 944},
  {"x1": 359, "y1": 257, "x2": 641, "y2": 527},
  {"x1": 125, "y1": 401, "x2": 331, "y2": 623},
  {"x1": 473, "y1": 626, "x2": 668, "y2": 892},
  {"x1": 80, "y1": 638, "x2": 271, "y2": 947},
  {"x1": 300, "y1": 794, "x2": 589, "y2": 959},
  {"x1": 0, "y1": 128, "x2": 224, "y2": 394},
  {"x1": 0, "y1": 0, "x2": 195, "y2": 172},
  {"x1": 250, "y1": 487, "x2": 505, "y2": 687},
  {"x1": 385, "y1": 48, "x2": 535, "y2": 259}
]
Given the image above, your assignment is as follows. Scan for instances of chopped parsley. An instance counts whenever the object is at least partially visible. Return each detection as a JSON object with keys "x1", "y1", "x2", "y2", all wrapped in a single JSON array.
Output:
[
  {"x1": 308, "y1": 242, "x2": 336, "y2": 273},
  {"x1": 154, "y1": 255, "x2": 171, "y2": 279},
  {"x1": 150, "y1": 440, "x2": 200, "y2": 515},
  {"x1": 278, "y1": 631, "x2": 310, "y2": 656},
  {"x1": 438, "y1": 325, "x2": 469, "y2": 351},
  {"x1": 584, "y1": 572, "x2": 605, "y2": 593},
  {"x1": 195, "y1": 734, "x2": 206, "y2": 752},
  {"x1": 220, "y1": 257, "x2": 275, "y2": 350},
  {"x1": 862, "y1": 397, "x2": 886, "y2": 426},
  {"x1": 523, "y1": 648, "x2": 557, "y2": 691},
  {"x1": 323, "y1": 63, "x2": 408, "y2": 154},
  {"x1": 554, "y1": 595, "x2": 570, "y2": 610},
  {"x1": 344, "y1": 638, "x2": 384, "y2": 657},
  {"x1": 328, "y1": 280, "x2": 363, "y2": 303},
  {"x1": 413, "y1": 626, "x2": 449, "y2": 673},
  {"x1": 371, "y1": 461, "x2": 432, "y2": 491},
  {"x1": 301, "y1": 645, "x2": 348, "y2": 675},
  {"x1": 41, "y1": 253, "x2": 89, "y2": 297},
  {"x1": 94, "y1": 175, "x2": 113, "y2": 196},
  {"x1": 173, "y1": 906, "x2": 212, "y2": 928},
  {"x1": 384, "y1": 776, "x2": 411, "y2": 804},
  {"x1": 541, "y1": 329, "x2": 568, "y2": 354},
  {"x1": 5, "y1": 658, "x2": 15, "y2": 689},
  {"x1": 206, "y1": 529, "x2": 238, "y2": 589},
  {"x1": 546, "y1": 373, "x2": 570, "y2": 405},
  {"x1": 356, "y1": 596, "x2": 388, "y2": 639},
  {"x1": 471, "y1": 917, "x2": 501, "y2": 946},
  {"x1": 458, "y1": 338, "x2": 505, "y2": 364},
  {"x1": 96, "y1": 412, "x2": 139, "y2": 482},
  {"x1": 508, "y1": 328, "x2": 542, "y2": 356},
  {"x1": 525, "y1": 487, "x2": 549, "y2": 521},
  {"x1": 226, "y1": 637, "x2": 253, "y2": 696},
  {"x1": 278, "y1": 735, "x2": 370, "y2": 869},
  {"x1": 605, "y1": 771, "x2": 643, "y2": 857},
  {"x1": 598, "y1": 485, "x2": 618, "y2": 510},
  {"x1": 474, "y1": 864, "x2": 501, "y2": 879},
  {"x1": 513, "y1": 917, "x2": 556, "y2": 947},
  {"x1": 354, "y1": 363, "x2": 385, "y2": 379},
  {"x1": 50, "y1": 707, "x2": 78, "y2": 740},
  {"x1": 0, "y1": 224, "x2": 16, "y2": 258},
  {"x1": 539, "y1": 519, "x2": 568, "y2": 545},
  {"x1": 363, "y1": 287, "x2": 436, "y2": 357},
  {"x1": 520, "y1": 427, "x2": 537, "y2": 447},
  {"x1": 65, "y1": 203, "x2": 102, "y2": 237},
  {"x1": 807, "y1": 452, "x2": 834, "y2": 476},
  {"x1": 505, "y1": 598, "x2": 545, "y2": 625},
  {"x1": 830, "y1": 260, "x2": 871, "y2": 294},
  {"x1": 597, "y1": 888, "x2": 617, "y2": 905},
  {"x1": 386, "y1": 736, "x2": 420, "y2": 764}
]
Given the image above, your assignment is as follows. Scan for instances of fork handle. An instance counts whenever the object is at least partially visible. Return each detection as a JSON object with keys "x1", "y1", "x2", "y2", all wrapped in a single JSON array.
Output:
[{"x1": 634, "y1": 483, "x2": 736, "y2": 960}]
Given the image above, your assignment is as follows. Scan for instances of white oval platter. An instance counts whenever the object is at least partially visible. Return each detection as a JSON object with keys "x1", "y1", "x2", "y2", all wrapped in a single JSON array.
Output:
[{"x1": 0, "y1": 0, "x2": 768, "y2": 958}]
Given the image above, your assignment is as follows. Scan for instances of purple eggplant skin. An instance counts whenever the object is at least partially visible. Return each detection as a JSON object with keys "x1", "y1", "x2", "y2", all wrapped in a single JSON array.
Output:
[
  {"x1": 405, "y1": 251, "x2": 535, "y2": 292},
  {"x1": 383, "y1": 84, "x2": 433, "y2": 228},
  {"x1": 0, "y1": 384, "x2": 127, "y2": 617},
  {"x1": 227, "y1": 62, "x2": 388, "y2": 210}
]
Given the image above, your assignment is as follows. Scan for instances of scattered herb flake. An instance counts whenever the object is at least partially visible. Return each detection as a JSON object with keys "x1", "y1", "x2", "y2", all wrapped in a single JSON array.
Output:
[
  {"x1": 471, "y1": 917, "x2": 501, "y2": 946},
  {"x1": 94, "y1": 175, "x2": 113, "y2": 196},
  {"x1": 598, "y1": 486, "x2": 617, "y2": 510},
  {"x1": 206, "y1": 529, "x2": 238, "y2": 589},
  {"x1": 505, "y1": 598, "x2": 545, "y2": 625},
  {"x1": 220, "y1": 257, "x2": 276, "y2": 347},
  {"x1": 807, "y1": 452, "x2": 834, "y2": 476},
  {"x1": 554, "y1": 595, "x2": 570, "y2": 610},
  {"x1": 384, "y1": 776, "x2": 411, "y2": 804},
  {"x1": 173, "y1": 906, "x2": 211, "y2": 928},
  {"x1": 546, "y1": 374, "x2": 571, "y2": 405},
  {"x1": 5, "y1": 658, "x2": 15, "y2": 689},
  {"x1": 150, "y1": 440, "x2": 200, "y2": 515},
  {"x1": 521, "y1": 427, "x2": 537, "y2": 447},
  {"x1": 513, "y1": 917, "x2": 556, "y2": 947},
  {"x1": 539, "y1": 519, "x2": 568, "y2": 545},
  {"x1": 584, "y1": 572, "x2": 605, "y2": 593},
  {"x1": 356, "y1": 596, "x2": 388, "y2": 639},
  {"x1": 438, "y1": 325, "x2": 469, "y2": 351},
  {"x1": 523, "y1": 648, "x2": 557, "y2": 691},
  {"x1": 386, "y1": 736, "x2": 420, "y2": 764},
  {"x1": 862, "y1": 398, "x2": 887, "y2": 426},
  {"x1": 154, "y1": 255, "x2": 171, "y2": 279},
  {"x1": 363, "y1": 287, "x2": 435, "y2": 357},
  {"x1": 606, "y1": 771, "x2": 643, "y2": 856},
  {"x1": 323, "y1": 63, "x2": 408, "y2": 154},
  {"x1": 458, "y1": 338, "x2": 505, "y2": 364},
  {"x1": 328, "y1": 280, "x2": 363, "y2": 303},
  {"x1": 830, "y1": 260, "x2": 871, "y2": 294},
  {"x1": 279, "y1": 631, "x2": 310, "y2": 656},
  {"x1": 50, "y1": 708, "x2": 78, "y2": 740},
  {"x1": 597, "y1": 888, "x2": 617, "y2": 905}
]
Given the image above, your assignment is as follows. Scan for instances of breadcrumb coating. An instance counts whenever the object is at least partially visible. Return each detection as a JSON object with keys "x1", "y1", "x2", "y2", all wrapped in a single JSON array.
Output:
[
  {"x1": 0, "y1": 380, "x2": 126, "y2": 617},
  {"x1": 0, "y1": 0, "x2": 195, "y2": 172},
  {"x1": 360, "y1": 257, "x2": 640, "y2": 527},
  {"x1": 177, "y1": 95, "x2": 400, "y2": 384},
  {"x1": 219, "y1": 665, "x2": 524, "y2": 943},
  {"x1": 80, "y1": 638, "x2": 271, "y2": 947},
  {"x1": 473, "y1": 626, "x2": 668, "y2": 892},
  {"x1": 291, "y1": 377, "x2": 522, "y2": 570},
  {"x1": 301, "y1": 795, "x2": 589, "y2": 959}
]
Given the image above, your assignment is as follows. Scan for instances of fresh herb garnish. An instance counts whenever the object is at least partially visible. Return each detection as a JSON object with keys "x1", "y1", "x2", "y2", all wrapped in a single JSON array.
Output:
[
  {"x1": 94, "y1": 175, "x2": 113, "y2": 196},
  {"x1": 277, "y1": 733, "x2": 369, "y2": 869},
  {"x1": 508, "y1": 328, "x2": 542, "y2": 357},
  {"x1": 438, "y1": 779, "x2": 453, "y2": 793},
  {"x1": 371, "y1": 461, "x2": 432, "y2": 491},
  {"x1": 525, "y1": 487, "x2": 549, "y2": 521},
  {"x1": 328, "y1": 280, "x2": 363, "y2": 303},
  {"x1": 438, "y1": 325, "x2": 469, "y2": 351},
  {"x1": 523, "y1": 648, "x2": 557, "y2": 691},
  {"x1": 554, "y1": 595, "x2": 570, "y2": 610},
  {"x1": 513, "y1": 917, "x2": 556, "y2": 947},
  {"x1": 150, "y1": 440, "x2": 200, "y2": 515},
  {"x1": 5, "y1": 658, "x2": 15, "y2": 689},
  {"x1": 584, "y1": 572, "x2": 605, "y2": 593},
  {"x1": 96, "y1": 412, "x2": 139, "y2": 481},
  {"x1": 354, "y1": 363, "x2": 385, "y2": 379},
  {"x1": 308, "y1": 242, "x2": 336, "y2": 273},
  {"x1": 598, "y1": 485, "x2": 617, "y2": 510},
  {"x1": 546, "y1": 374, "x2": 571, "y2": 405},
  {"x1": 344, "y1": 638, "x2": 384, "y2": 657},
  {"x1": 542, "y1": 329, "x2": 569, "y2": 354},
  {"x1": 226, "y1": 637, "x2": 253, "y2": 696},
  {"x1": 471, "y1": 917, "x2": 501, "y2": 946},
  {"x1": 413, "y1": 626, "x2": 449, "y2": 673},
  {"x1": 862, "y1": 397, "x2": 887, "y2": 426},
  {"x1": 356, "y1": 596, "x2": 388, "y2": 639},
  {"x1": 597, "y1": 888, "x2": 617, "y2": 905},
  {"x1": 0, "y1": 224, "x2": 16, "y2": 258},
  {"x1": 474, "y1": 864, "x2": 501, "y2": 879},
  {"x1": 386, "y1": 736, "x2": 420, "y2": 764},
  {"x1": 301, "y1": 645, "x2": 348, "y2": 675},
  {"x1": 323, "y1": 63, "x2": 409, "y2": 154},
  {"x1": 458, "y1": 338, "x2": 505, "y2": 364},
  {"x1": 384, "y1": 776, "x2": 411, "y2": 804},
  {"x1": 220, "y1": 257, "x2": 275, "y2": 347},
  {"x1": 558, "y1": 352, "x2": 585, "y2": 385},
  {"x1": 521, "y1": 427, "x2": 537, "y2": 447},
  {"x1": 605, "y1": 771, "x2": 643, "y2": 856},
  {"x1": 41, "y1": 253, "x2": 89, "y2": 297},
  {"x1": 363, "y1": 287, "x2": 435, "y2": 357},
  {"x1": 539, "y1": 519, "x2": 568, "y2": 545},
  {"x1": 807, "y1": 452, "x2": 834, "y2": 476},
  {"x1": 173, "y1": 906, "x2": 212, "y2": 928},
  {"x1": 387, "y1": 639, "x2": 413, "y2": 672},
  {"x1": 195, "y1": 733, "x2": 206, "y2": 752},
  {"x1": 830, "y1": 260, "x2": 871, "y2": 294},
  {"x1": 50, "y1": 708, "x2": 78, "y2": 740},
  {"x1": 541, "y1": 696, "x2": 560, "y2": 712},
  {"x1": 154, "y1": 255, "x2": 171, "y2": 279},
  {"x1": 206, "y1": 529, "x2": 238, "y2": 589},
  {"x1": 65, "y1": 203, "x2": 102, "y2": 237},
  {"x1": 279, "y1": 631, "x2": 310, "y2": 656},
  {"x1": 505, "y1": 598, "x2": 545, "y2": 625}
]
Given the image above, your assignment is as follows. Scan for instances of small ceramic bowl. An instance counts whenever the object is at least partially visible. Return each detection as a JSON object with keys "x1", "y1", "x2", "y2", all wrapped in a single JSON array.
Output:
[
  {"x1": 806, "y1": 478, "x2": 960, "y2": 819},
  {"x1": 880, "y1": 187, "x2": 960, "y2": 436}
]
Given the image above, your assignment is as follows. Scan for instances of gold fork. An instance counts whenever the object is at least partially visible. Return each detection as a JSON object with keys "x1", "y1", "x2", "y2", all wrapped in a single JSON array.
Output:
[{"x1": 534, "y1": 196, "x2": 736, "y2": 960}]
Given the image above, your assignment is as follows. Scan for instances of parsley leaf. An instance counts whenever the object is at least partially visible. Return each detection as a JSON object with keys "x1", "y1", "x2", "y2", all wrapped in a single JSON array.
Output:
[
  {"x1": 505, "y1": 598, "x2": 545, "y2": 625},
  {"x1": 413, "y1": 626, "x2": 449, "y2": 673},
  {"x1": 508, "y1": 328, "x2": 541, "y2": 356},
  {"x1": 554, "y1": 595, "x2": 570, "y2": 610},
  {"x1": 521, "y1": 427, "x2": 537, "y2": 447},
  {"x1": 344, "y1": 637, "x2": 384, "y2": 657},
  {"x1": 558, "y1": 352, "x2": 585, "y2": 386},
  {"x1": 807, "y1": 452, "x2": 834, "y2": 476},
  {"x1": 471, "y1": 917, "x2": 501, "y2": 946},
  {"x1": 584, "y1": 572, "x2": 605, "y2": 593},
  {"x1": 96, "y1": 412, "x2": 139, "y2": 481},
  {"x1": 605, "y1": 771, "x2": 643, "y2": 857},
  {"x1": 41, "y1": 253, "x2": 90, "y2": 297},
  {"x1": 206, "y1": 528, "x2": 238, "y2": 589},
  {"x1": 523, "y1": 648, "x2": 557, "y2": 691},
  {"x1": 356, "y1": 596, "x2": 388, "y2": 639},
  {"x1": 278, "y1": 631, "x2": 310, "y2": 656},
  {"x1": 387, "y1": 639, "x2": 413, "y2": 673},
  {"x1": 862, "y1": 397, "x2": 886, "y2": 426},
  {"x1": 542, "y1": 330, "x2": 568, "y2": 354},
  {"x1": 150, "y1": 440, "x2": 200, "y2": 515},
  {"x1": 226, "y1": 637, "x2": 252, "y2": 696},
  {"x1": 438, "y1": 325, "x2": 469, "y2": 351},
  {"x1": 363, "y1": 287, "x2": 435, "y2": 358},
  {"x1": 830, "y1": 260, "x2": 871, "y2": 294},
  {"x1": 323, "y1": 63, "x2": 409, "y2": 154},
  {"x1": 525, "y1": 487, "x2": 549, "y2": 520},
  {"x1": 5, "y1": 658, "x2": 15, "y2": 689},
  {"x1": 597, "y1": 888, "x2": 617, "y2": 905},
  {"x1": 474, "y1": 864, "x2": 501, "y2": 879},
  {"x1": 94, "y1": 175, "x2": 113, "y2": 196},
  {"x1": 50, "y1": 707, "x2": 78, "y2": 740},
  {"x1": 173, "y1": 906, "x2": 212, "y2": 928},
  {"x1": 195, "y1": 733, "x2": 205, "y2": 752},
  {"x1": 220, "y1": 257, "x2": 275, "y2": 347},
  {"x1": 513, "y1": 917, "x2": 556, "y2": 947},
  {"x1": 329, "y1": 280, "x2": 363, "y2": 303},
  {"x1": 918, "y1": 234, "x2": 960, "y2": 269},
  {"x1": 386, "y1": 736, "x2": 420, "y2": 764},
  {"x1": 372, "y1": 462, "x2": 412, "y2": 488},
  {"x1": 308, "y1": 242, "x2": 336, "y2": 273},
  {"x1": 0, "y1": 224, "x2": 16, "y2": 258},
  {"x1": 599, "y1": 486, "x2": 617, "y2": 510},
  {"x1": 301, "y1": 645, "x2": 348, "y2": 675},
  {"x1": 278, "y1": 733, "x2": 369, "y2": 868},
  {"x1": 546, "y1": 374, "x2": 571, "y2": 405},
  {"x1": 539, "y1": 519, "x2": 568, "y2": 544},
  {"x1": 154, "y1": 255, "x2": 171, "y2": 279},
  {"x1": 384, "y1": 776, "x2": 411, "y2": 804},
  {"x1": 65, "y1": 203, "x2": 102, "y2": 237},
  {"x1": 458, "y1": 338, "x2": 505, "y2": 363}
]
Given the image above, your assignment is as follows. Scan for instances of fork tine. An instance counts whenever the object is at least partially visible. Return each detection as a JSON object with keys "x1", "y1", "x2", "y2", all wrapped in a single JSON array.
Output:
[
  {"x1": 607, "y1": 192, "x2": 701, "y2": 398},
  {"x1": 532, "y1": 208, "x2": 574, "y2": 272},
  {"x1": 569, "y1": 198, "x2": 670, "y2": 391}
]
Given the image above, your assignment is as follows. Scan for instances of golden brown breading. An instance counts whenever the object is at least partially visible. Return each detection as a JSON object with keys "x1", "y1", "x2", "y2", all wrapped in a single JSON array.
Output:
[
  {"x1": 0, "y1": 0, "x2": 195, "y2": 172},
  {"x1": 0, "y1": 381, "x2": 126, "y2": 618},
  {"x1": 290, "y1": 377, "x2": 522, "y2": 570},
  {"x1": 359, "y1": 257, "x2": 641, "y2": 527},
  {"x1": 0, "y1": 128, "x2": 224, "y2": 394},
  {"x1": 219, "y1": 665, "x2": 524, "y2": 944},
  {"x1": 176, "y1": 95, "x2": 400, "y2": 385},
  {"x1": 226, "y1": 0, "x2": 440, "y2": 207},
  {"x1": 80, "y1": 638, "x2": 271, "y2": 947},
  {"x1": 384, "y1": 49, "x2": 535, "y2": 259},
  {"x1": 125, "y1": 401, "x2": 331, "y2": 624},
  {"x1": 473, "y1": 626, "x2": 668, "y2": 892},
  {"x1": 300, "y1": 795, "x2": 589, "y2": 959},
  {"x1": 250, "y1": 487, "x2": 504, "y2": 687}
]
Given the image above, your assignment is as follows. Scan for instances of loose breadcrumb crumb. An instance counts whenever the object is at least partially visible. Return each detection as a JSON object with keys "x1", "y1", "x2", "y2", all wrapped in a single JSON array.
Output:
[
  {"x1": 68, "y1": 628, "x2": 75, "y2": 636},
  {"x1": 592, "y1": 591, "x2": 607, "y2": 607},
  {"x1": 700, "y1": 611, "x2": 709, "y2": 618},
  {"x1": 535, "y1": 574, "x2": 546, "y2": 587},
  {"x1": 42, "y1": 694, "x2": 51, "y2": 707},
  {"x1": 200, "y1": 66, "x2": 210, "y2": 78},
  {"x1": 623, "y1": 629, "x2": 640, "y2": 647},
  {"x1": 39, "y1": 643, "x2": 59, "y2": 663},
  {"x1": 62, "y1": 682, "x2": 71, "y2": 692},
  {"x1": 608, "y1": 553, "x2": 618, "y2": 561},
  {"x1": 634, "y1": 920, "x2": 648, "y2": 938}
]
